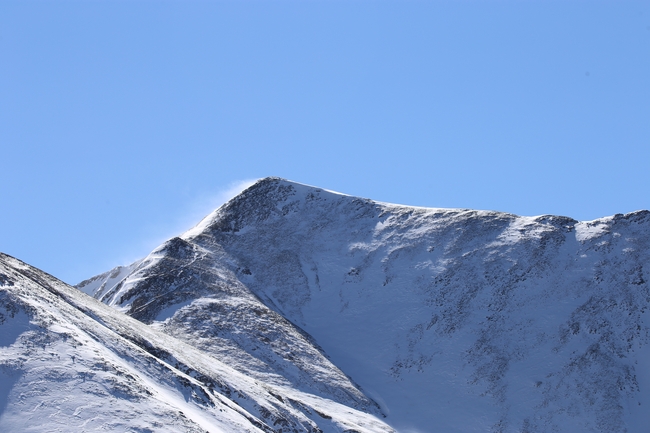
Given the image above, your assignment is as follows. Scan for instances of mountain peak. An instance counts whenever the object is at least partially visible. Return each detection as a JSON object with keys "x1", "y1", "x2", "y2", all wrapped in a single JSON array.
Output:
[
  {"x1": 69, "y1": 179, "x2": 650, "y2": 432},
  {"x1": 181, "y1": 177, "x2": 362, "y2": 241}
]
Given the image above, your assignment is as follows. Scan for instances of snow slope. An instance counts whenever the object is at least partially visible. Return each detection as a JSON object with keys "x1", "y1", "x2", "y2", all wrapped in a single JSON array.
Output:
[
  {"x1": 0, "y1": 252, "x2": 394, "y2": 432},
  {"x1": 78, "y1": 177, "x2": 650, "y2": 432},
  {"x1": 76, "y1": 260, "x2": 143, "y2": 296}
]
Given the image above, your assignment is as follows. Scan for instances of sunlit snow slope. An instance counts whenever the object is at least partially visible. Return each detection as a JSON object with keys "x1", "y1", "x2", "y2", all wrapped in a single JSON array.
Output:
[
  {"x1": 78, "y1": 177, "x2": 650, "y2": 432},
  {"x1": 0, "y1": 253, "x2": 394, "y2": 432}
]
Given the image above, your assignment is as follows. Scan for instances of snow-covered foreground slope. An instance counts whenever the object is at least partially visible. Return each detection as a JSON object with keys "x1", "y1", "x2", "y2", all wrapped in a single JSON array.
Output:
[
  {"x1": 0, "y1": 253, "x2": 394, "y2": 432},
  {"x1": 79, "y1": 177, "x2": 650, "y2": 432}
]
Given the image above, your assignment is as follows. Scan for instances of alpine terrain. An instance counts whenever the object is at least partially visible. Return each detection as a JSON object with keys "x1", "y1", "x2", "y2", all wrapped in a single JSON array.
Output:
[{"x1": 2, "y1": 177, "x2": 650, "y2": 432}]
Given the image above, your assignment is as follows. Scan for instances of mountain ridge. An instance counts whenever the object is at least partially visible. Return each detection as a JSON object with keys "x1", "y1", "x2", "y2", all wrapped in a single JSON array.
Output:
[{"x1": 75, "y1": 177, "x2": 650, "y2": 432}]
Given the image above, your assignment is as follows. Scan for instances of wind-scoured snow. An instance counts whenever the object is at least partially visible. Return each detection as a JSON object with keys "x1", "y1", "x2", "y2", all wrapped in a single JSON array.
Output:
[{"x1": 77, "y1": 177, "x2": 650, "y2": 432}]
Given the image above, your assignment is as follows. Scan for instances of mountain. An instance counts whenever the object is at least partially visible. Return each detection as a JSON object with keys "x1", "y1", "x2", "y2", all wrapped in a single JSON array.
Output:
[
  {"x1": 76, "y1": 177, "x2": 650, "y2": 432},
  {"x1": 0, "y1": 252, "x2": 394, "y2": 432},
  {"x1": 4, "y1": 176, "x2": 650, "y2": 432}
]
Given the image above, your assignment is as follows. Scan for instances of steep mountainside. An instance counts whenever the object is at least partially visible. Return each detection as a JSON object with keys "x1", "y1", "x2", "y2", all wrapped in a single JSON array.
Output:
[
  {"x1": 80, "y1": 235, "x2": 382, "y2": 418},
  {"x1": 78, "y1": 177, "x2": 650, "y2": 432},
  {"x1": 0, "y1": 253, "x2": 394, "y2": 432}
]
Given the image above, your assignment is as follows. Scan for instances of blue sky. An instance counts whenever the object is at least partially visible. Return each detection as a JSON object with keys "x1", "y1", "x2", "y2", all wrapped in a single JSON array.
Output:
[{"x1": 1, "y1": 1, "x2": 649, "y2": 284}]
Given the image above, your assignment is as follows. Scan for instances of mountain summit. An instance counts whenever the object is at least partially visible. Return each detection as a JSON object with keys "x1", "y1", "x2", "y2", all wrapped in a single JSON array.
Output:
[{"x1": 4, "y1": 177, "x2": 650, "y2": 432}]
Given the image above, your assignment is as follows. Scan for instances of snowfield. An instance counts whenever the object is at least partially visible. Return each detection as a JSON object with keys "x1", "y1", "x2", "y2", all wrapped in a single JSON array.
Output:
[{"x1": 3, "y1": 177, "x2": 650, "y2": 432}]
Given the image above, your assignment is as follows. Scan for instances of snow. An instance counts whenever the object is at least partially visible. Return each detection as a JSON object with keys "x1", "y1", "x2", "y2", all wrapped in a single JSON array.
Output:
[
  {"x1": 154, "y1": 299, "x2": 195, "y2": 322},
  {"x1": 0, "y1": 309, "x2": 33, "y2": 348},
  {"x1": 182, "y1": 208, "x2": 223, "y2": 240},
  {"x1": 574, "y1": 219, "x2": 611, "y2": 242},
  {"x1": 76, "y1": 259, "x2": 142, "y2": 297}
]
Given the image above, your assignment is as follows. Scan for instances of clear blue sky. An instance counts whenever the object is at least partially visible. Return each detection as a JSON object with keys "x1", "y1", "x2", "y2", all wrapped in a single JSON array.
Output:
[{"x1": 1, "y1": 1, "x2": 649, "y2": 284}]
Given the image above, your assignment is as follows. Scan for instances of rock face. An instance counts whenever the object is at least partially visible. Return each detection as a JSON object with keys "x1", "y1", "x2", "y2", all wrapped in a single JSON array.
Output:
[{"x1": 73, "y1": 177, "x2": 650, "y2": 432}]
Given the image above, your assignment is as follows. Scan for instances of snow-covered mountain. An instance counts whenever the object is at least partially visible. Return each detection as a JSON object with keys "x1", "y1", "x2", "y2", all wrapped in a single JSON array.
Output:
[
  {"x1": 0, "y1": 252, "x2": 394, "y2": 432},
  {"x1": 4, "y1": 177, "x2": 650, "y2": 432}
]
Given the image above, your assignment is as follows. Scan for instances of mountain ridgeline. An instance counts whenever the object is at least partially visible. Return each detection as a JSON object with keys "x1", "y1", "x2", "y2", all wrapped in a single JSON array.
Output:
[{"x1": 3, "y1": 177, "x2": 649, "y2": 432}]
